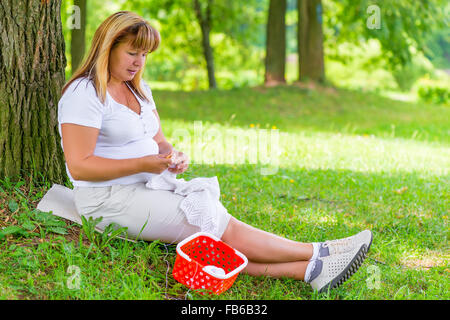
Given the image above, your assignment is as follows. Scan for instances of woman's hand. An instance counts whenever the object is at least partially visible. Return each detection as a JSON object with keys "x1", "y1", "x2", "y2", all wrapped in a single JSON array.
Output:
[
  {"x1": 141, "y1": 153, "x2": 173, "y2": 174},
  {"x1": 168, "y1": 150, "x2": 189, "y2": 174}
]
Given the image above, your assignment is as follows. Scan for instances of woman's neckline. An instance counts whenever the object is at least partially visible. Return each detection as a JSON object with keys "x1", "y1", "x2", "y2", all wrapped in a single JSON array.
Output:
[{"x1": 106, "y1": 82, "x2": 142, "y2": 116}]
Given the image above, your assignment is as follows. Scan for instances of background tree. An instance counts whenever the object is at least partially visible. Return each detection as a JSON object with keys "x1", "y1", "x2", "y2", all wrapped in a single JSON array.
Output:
[
  {"x1": 0, "y1": 0, "x2": 67, "y2": 183},
  {"x1": 264, "y1": 0, "x2": 287, "y2": 85},
  {"x1": 193, "y1": 0, "x2": 217, "y2": 89},
  {"x1": 297, "y1": 0, "x2": 325, "y2": 82},
  {"x1": 71, "y1": 0, "x2": 87, "y2": 74},
  {"x1": 124, "y1": 0, "x2": 266, "y2": 90}
]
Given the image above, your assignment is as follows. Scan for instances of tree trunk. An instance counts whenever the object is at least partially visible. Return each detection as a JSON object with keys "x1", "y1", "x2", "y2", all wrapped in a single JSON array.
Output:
[
  {"x1": 264, "y1": 0, "x2": 286, "y2": 86},
  {"x1": 193, "y1": 0, "x2": 217, "y2": 89},
  {"x1": 71, "y1": 0, "x2": 86, "y2": 74},
  {"x1": 298, "y1": 0, "x2": 325, "y2": 82},
  {"x1": 0, "y1": 0, "x2": 67, "y2": 183}
]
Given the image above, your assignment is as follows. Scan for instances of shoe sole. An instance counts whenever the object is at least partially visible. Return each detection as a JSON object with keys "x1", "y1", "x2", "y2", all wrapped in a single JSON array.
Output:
[{"x1": 318, "y1": 244, "x2": 367, "y2": 294}]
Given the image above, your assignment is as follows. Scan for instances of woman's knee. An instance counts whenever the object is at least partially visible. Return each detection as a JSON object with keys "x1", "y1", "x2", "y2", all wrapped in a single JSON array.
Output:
[{"x1": 221, "y1": 216, "x2": 240, "y2": 243}]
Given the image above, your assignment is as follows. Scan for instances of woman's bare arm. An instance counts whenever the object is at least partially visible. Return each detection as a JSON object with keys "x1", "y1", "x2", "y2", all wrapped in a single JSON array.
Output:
[
  {"x1": 151, "y1": 109, "x2": 189, "y2": 174},
  {"x1": 152, "y1": 109, "x2": 174, "y2": 154}
]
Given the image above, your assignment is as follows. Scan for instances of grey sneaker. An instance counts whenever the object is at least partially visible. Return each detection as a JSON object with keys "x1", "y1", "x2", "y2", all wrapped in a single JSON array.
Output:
[
  {"x1": 309, "y1": 243, "x2": 367, "y2": 293},
  {"x1": 318, "y1": 230, "x2": 373, "y2": 258}
]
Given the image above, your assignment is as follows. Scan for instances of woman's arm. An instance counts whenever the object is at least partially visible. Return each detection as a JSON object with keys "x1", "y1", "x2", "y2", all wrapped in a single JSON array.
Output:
[
  {"x1": 152, "y1": 109, "x2": 189, "y2": 174},
  {"x1": 61, "y1": 123, "x2": 171, "y2": 181},
  {"x1": 152, "y1": 109, "x2": 174, "y2": 154}
]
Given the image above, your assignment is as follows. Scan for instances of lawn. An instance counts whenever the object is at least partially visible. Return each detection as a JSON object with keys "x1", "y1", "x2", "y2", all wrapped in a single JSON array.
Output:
[{"x1": 0, "y1": 84, "x2": 448, "y2": 300}]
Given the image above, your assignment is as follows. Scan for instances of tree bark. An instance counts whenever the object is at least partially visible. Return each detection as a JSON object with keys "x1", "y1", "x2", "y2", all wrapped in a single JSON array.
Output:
[
  {"x1": 0, "y1": 0, "x2": 67, "y2": 183},
  {"x1": 71, "y1": 0, "x2": 86, "y2": 74},
  {"x1": 298, "y1": 0, "x2": 325, "y2": 82},
  {"x1": 264, "y1": 0, "x2": 286, "y2": 86},
  {"x1": 193, "y1": 0, "x2": 217, "y2": 89}
]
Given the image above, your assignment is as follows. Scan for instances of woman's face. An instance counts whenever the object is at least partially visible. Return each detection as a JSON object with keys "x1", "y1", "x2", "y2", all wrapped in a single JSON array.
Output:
[{"x1": 109, "y1": 39, "x2": 147, "y2": 83}]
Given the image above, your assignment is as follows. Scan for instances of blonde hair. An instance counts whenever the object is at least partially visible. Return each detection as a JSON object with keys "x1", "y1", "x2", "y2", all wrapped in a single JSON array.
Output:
[{"x1": 62, "y1": 11, "x2": 160, "y2": 103}]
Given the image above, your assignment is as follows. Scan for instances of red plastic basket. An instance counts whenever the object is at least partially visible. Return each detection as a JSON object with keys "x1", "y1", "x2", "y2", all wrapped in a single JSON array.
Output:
[{"x1": 172, "y1": 232, "x2": 248, "y2": 295}]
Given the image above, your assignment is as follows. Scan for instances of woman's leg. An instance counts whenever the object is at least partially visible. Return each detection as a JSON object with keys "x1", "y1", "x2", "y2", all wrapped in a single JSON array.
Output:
[
  {"x1": 221, "y1": 217, "x2": 313, "y2": 263},
  {"x1": 243, "y1": 260, "x2": 310, "y2": 281}
]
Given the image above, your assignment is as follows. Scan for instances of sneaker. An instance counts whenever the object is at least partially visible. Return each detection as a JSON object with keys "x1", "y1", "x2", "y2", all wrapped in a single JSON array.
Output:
[
  {"x1": 318, "y1": 230, "x2": 373, "y2": 258},
  {"x1": 308, "y1": 243, "x2": 367, "y2": 293}
]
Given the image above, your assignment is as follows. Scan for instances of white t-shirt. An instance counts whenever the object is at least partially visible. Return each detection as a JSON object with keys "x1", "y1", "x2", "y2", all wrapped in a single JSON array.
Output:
[{"x1": 58, "y1": 77, "x2": 160, "y2": 187}]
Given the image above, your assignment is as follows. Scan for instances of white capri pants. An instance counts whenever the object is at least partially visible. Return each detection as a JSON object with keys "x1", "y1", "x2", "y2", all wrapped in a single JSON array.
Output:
[{"x1": 73, "y1": 182, "x2": 232, "y2": 244}]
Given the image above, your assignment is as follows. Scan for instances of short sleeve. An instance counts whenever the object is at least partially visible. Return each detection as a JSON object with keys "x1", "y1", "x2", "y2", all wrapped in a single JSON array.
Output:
[
  {"x1": 58, "y1": 78, "x2": 105, "y2": 129},
  {"x1": 140, "y1": 79, "x2": 157, "y2": 111}
]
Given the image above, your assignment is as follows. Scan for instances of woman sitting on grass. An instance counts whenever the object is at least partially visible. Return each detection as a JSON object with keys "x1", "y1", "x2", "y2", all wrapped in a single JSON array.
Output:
[{"x1": 58, "y1": 11, "x2": 372, "y2": 293}]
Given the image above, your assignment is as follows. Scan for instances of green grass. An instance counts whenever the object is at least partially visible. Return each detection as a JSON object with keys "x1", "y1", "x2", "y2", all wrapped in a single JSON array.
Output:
[{"x1": 0, "y1": 84, "x2": 449, "y2": 300}]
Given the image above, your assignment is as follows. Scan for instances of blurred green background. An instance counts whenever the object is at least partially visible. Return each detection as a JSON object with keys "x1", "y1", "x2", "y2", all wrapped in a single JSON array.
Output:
[{"x1": 61, "y1": 0, "x2": 449, "y2": 103}]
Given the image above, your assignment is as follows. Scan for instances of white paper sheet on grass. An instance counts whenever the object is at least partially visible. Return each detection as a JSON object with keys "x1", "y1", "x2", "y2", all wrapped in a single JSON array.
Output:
[{"x1": 36, "y1": 184, "x2": 135, "y2": 242}]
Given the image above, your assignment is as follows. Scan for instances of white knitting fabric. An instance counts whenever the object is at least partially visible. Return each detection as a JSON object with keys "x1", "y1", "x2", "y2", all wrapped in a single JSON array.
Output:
[{"x1": 145, "y1": 170, "x2": 220, "y2": 235}]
